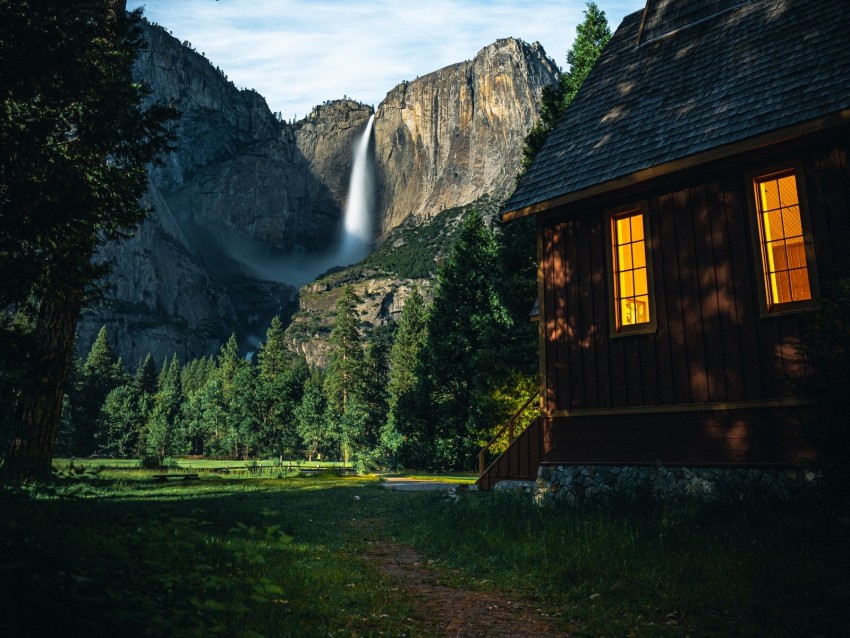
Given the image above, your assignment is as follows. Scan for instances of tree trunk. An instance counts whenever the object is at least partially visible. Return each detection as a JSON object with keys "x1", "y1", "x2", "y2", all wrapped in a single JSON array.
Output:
[{"x1": 3, "y1": 291, "x2": 82, "y2": 479}]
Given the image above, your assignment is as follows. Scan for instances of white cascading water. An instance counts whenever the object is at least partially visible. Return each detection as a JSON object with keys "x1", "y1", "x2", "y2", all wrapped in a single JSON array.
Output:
[
  {"x1": 337, "y1": 114, "x2": 375, "y2": 264},
  {"x1": 229, "y1": 114, "x2": 377, "y2": 288}
]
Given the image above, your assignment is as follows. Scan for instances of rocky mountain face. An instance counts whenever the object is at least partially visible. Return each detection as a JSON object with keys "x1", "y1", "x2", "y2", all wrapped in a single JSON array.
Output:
[
  {"x1": 79, "y1": 21, "x2": 558, "y2": 367},
  {"x1": 374, "y1": 38, "x2": 559, "y2": 231}
]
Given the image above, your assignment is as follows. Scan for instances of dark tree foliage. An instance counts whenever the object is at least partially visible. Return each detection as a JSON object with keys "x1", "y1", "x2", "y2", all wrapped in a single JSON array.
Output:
[
  {"x1": 255, "y1": 317, "x2": 309, "y2": 458},
  {"x1": 71, "y1": 326, "x2": 127, "y2": 455},
  {"x1": 798, "y1": 279, "x2": 850, "y2": 508},
  {"x1": 295, "y1": 368, "x2": 331, "y2": 462},
  {"x1": 134, "y1": 353, "x2": 160, "y2": 397},
  {"x1": 358, "y1": 325, "x2": 393, "y2": 470},
  {"x1": 145, "y1": 354, "x2": 185, "y2": 464},
  {"x1": 0, "y1": 0, "x2": 176, "y2": 478},
  {"x1": 424, "y1": 210, "x2": 511, "y2": 471},
  {"x1": 518, "y1": 2, "x2": 611, "y2": 177},
  {"x1": 324, "y1": 285, "x2": 367, "y2": 464},
  {"x1": 384, "y1": 287, "x2": 429, "y2": 467}
]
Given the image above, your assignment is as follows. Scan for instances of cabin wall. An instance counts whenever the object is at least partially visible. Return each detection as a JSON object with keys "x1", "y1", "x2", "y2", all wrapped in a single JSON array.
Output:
[{"x1": 537, "y1": 139, "x2": 850, "y2": 465}]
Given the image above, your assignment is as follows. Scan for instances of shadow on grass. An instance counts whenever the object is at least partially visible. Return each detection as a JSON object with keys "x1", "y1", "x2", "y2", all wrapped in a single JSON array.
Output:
[{"x1": 0, "y1": 474, "x2": 417, "y2": 638}]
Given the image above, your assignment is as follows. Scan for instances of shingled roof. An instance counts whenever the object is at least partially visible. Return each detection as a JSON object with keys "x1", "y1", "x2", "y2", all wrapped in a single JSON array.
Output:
[{"x1": 504, "y1": 0, "x2": 850, "y2": 217}]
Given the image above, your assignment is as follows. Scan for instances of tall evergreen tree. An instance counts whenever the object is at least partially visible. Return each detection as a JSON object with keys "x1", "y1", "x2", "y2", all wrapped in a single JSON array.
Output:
[
  {"x1": 188, "y1": 335, "x2": 247, "y2": 458},
  {"x1": 295, "y1": 368, "x2": 331, "y2": 462},
  {"x1": 73, "y1": 326, "x2": 126, "y2": 455},
  {"x1": 255, "y1": 354, "x2": 309, "y2": 460},
  {"x1": 144, "y1": 354, "x2": 185, "y2": 463},
  {"x1": 424, "y1": 211, "x2": 511, "y2": 470},
  {"x1": 217, "y1": 333, "x2": 245, "y2": 399},
  {"x1": 257, "y1": 316, "x2": 289, "y2": 379},
  {"x1": 358, "y1": 327, "x2": 392, "y2": 470},
  {"x1": 228, "y1": 364, "x2": 259, "y2": 459},
  {"x1": 0, "y1": 1, "x2": 176, "y2": 478},
  {"x1": 384, "y1": 287, "x2": 429, "y2": 466},
  {"x1": 519, "y1": 2, "x2": 611, "y2": 176},
  {"x1": 99, "y1": 384, "x2": 144, "y2": 457},
  {"x1": 324, "y1": 285, "x2": 367, "y2": 464},
  {"x1": 134, "y1": 353, "x2": 159, "y2": 397}
]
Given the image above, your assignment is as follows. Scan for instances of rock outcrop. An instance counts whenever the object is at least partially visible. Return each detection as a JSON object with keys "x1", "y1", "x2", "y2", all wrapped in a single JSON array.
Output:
[{"x1": 374, "y1": 38, "x2": 559, "y2": 231}]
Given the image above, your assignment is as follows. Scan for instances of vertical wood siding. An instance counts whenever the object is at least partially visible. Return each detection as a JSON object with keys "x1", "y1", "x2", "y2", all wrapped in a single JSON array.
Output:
[{"x1": 540, "y1": 144, "x2": 850, "y2": 416}]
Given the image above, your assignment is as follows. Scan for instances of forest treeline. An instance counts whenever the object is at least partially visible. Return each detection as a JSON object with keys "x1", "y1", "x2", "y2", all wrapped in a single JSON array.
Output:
[{"x1": 60, "y1": 211, "x2": 538, "y2": 472}]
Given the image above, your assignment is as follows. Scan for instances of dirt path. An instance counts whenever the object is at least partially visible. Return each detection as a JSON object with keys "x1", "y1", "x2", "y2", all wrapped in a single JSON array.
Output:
[{"x1": 361, "y1": 542, "x2": 572, "y2": 637}]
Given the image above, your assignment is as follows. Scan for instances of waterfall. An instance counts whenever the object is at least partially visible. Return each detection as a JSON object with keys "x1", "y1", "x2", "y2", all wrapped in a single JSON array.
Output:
[
  {"x1": 225, "y1": 114, "x2": 377, "y2": 288},
  {"x1": 337, "y1": 114, "x2": 375, "y2": 264}
]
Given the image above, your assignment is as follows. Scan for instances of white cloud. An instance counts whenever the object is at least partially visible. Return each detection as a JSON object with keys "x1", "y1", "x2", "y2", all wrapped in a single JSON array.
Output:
[{"x1": 129, "y1": 0, "x2": 640, "y2": 119}]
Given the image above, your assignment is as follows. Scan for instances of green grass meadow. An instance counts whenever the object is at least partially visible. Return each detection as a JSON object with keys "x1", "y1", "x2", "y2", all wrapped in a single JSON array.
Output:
[{"x1": 1, "y1": 461, "x2": 848, "y2": 637}]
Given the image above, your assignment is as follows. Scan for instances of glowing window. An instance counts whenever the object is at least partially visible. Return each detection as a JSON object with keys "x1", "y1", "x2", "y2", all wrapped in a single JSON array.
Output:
[
  {"x1": 612, "y1": 211, "x2": 651, "y2": 329},
  {"x1": 754, "y1": 171, "x2": 812, "y2": 306}
]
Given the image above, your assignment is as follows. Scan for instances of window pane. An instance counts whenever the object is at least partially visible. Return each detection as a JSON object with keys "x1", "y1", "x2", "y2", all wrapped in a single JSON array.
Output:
[
  {"x1": 621, "y1": 299, "x2": 635, "y2": 325},
  {"x1": 774, "y1": 270, "x2": 792, "y2": 304},
  {"x1": 778, "y1": 174, "x2": 799, "y2": 207},
  {"x1": 790, "y1": 267, "x2": 811, "y2": 301},
  {"x1": 616, "y1": 217, "x2": 631, "y2": 243},
  {"x1": 636, "y1": 296, "x2": 650, "y2": 323},
  {"x1": 618, "y1": 244, "x2": 632, "y2": 270},
  {"x1": 631, "y1": 215, "x2": 644, "y2": 241},
  {"x1": 769, "y1": 240, "x2": 788, "y2": 270},
  {"x1": 759, "y1": 179, "x2": 780, "y2": 211},
  {"x1": 634, "y1": 267, "x2": 648, "y2": 296},
  {"x1": 782, "y1": 205, "x2": 803, "y2": 238},
  {"x1": 620, "y1": 271, "x2": 634, "y2": 297},
  {"x1": 787, "y1": 240, "x2": 806, "y2": 268},
  {"x1": 632, "y1": 243, "x2": 646, "y2": 268}
]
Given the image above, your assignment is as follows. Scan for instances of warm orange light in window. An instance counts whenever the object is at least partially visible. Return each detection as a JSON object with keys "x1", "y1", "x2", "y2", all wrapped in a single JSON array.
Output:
[
  {"x1": 613, "y1": 211, "x2": 650, "y2": 328},
  {"x1": 755, "y1": 171, "x2": 811, "y2": 305}
]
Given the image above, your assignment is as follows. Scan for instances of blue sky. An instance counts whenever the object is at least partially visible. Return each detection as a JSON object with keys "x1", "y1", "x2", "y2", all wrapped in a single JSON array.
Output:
[{"x1": 128, "y1": 1, "x2": 641, "y2": 120}]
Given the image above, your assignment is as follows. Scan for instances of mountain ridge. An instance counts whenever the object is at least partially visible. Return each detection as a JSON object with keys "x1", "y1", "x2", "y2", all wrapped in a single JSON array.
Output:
[{"x1": 78, "y1": 21, "x2": 559, "y2": 366}]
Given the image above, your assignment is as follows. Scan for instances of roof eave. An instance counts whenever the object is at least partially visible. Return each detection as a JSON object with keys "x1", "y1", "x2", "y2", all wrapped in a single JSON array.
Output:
[{"x1": 502, "y1": 108, "x2": 850, "y2": 222}]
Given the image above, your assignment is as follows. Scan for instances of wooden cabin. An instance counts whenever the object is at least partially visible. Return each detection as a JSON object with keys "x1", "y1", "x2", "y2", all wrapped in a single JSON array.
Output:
[{"x1": 478, "y1": 0, "x2": 850, "y2": 493}]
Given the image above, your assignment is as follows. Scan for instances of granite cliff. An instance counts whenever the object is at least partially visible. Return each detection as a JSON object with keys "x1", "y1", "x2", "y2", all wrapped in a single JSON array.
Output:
[
  {"x1": 374, "y1": 38, "x2": 559, "y2": 231},
  {"x1": 79, "y1": 21, "x2": 558, "y2": 366}
]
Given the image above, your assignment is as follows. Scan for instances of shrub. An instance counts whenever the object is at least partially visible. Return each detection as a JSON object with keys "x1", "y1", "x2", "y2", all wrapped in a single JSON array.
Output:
[{"x1": 799, "y1": 278, "x2": 850, "y2": 508}]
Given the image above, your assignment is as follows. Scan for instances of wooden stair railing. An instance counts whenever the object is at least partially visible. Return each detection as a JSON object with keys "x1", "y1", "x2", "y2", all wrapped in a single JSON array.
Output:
[{"x1": 477, "y1": 392, "x2": 539, "y2": 478}]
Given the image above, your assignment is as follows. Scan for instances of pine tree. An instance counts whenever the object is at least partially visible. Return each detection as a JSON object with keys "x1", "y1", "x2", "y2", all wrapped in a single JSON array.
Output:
[
  {"x1": 562, "y1": 2, "x2": 612, "y2": 106},
  {"x1": 424, "y1": 211, "x2": 511, "y2": 471},
  {"x1": 134, "y1": 353, "x2": 159, "y2": 396},
  {"x1": 144, "y1": 354, "x2": 185, "y2": 464},
  {"x1": 324, "y1": 285, "x2": 367, "y2": 464},
  {"x1": 295, "y1": 368, "x2": 331, "y2": 462},
  {"x1": 384, "y1": 287, "x2": 429, "y2": 466},
  {"x1": 257, "y1": 316, "x2": 289, "y2": 379},
  {"x1": 358, "y1": 327, "x2": 392, "y2": 470},
  {"x1": 255, "y1": 354, "x2": 309, "y2": 459},
  {"x1": 217, "y1": 333, "x2": 245, "y2": 399},
  {"x1": 73, "y1": 326, "x2": 126, "y2": 455},
  {"x1": 228, "y1": 364, "x2": 258, "y2": 459},
  {"x1": 519, "y1": 2, "x2": 611, "y2": 176},
  {"x1": 99, "y1": 384, "x2": 144, "y2": 457}
]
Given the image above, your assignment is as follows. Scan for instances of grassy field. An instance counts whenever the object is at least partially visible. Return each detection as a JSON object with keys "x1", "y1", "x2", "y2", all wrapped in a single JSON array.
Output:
[{"x1": 1, "y1": 464, "x2": 848, "y2": 637}]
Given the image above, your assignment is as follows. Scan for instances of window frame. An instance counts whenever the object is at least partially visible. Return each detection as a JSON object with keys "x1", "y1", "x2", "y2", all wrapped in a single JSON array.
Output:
[
  {"x1": 605, "y1": 202, "x2": 658, "y2": 337},
  {"x1": 746, "y1": 162, "x2": 820, "y2": 317}
]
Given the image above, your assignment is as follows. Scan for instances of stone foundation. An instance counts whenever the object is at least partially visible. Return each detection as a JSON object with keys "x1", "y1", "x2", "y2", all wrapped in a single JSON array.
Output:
[
  {"x1": 534, "y1": 464, "x2": 821, "y2": 504},
  {"x1": 492, "y1": 479, "x2": 536, "y2": 493}
]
